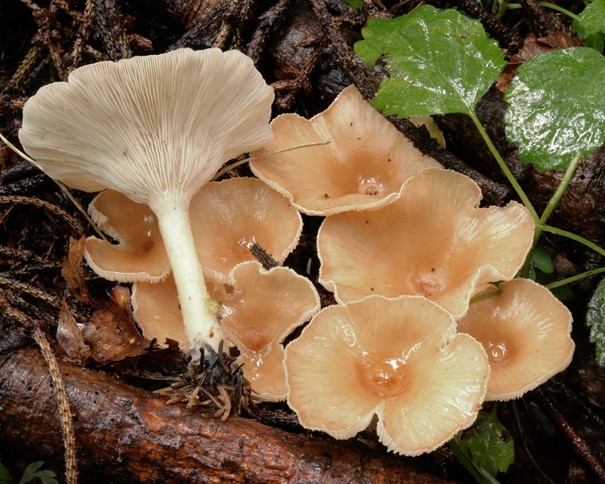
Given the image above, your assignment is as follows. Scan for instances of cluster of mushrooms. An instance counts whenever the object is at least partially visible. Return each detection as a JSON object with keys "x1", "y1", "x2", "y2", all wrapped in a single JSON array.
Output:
[{"x1": 18, "y1": 48, "x2": 575, "y2": 456}]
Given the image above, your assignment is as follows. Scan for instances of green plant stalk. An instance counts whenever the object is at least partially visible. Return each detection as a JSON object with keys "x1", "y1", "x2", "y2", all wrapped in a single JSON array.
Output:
[
  {"x1": 506, "y1": 2, "x2": 581, "y2": 21},
  {"x1": 546, "y1": 266, "x2": 605, "y2": 290},
  {"x1": 535, "y1": 152, "x2": 582, "y2": 243},
  {"x1": 468, "y1": 112, "x2": 540, "y2": 223},
  {"x1": 543, "y1": 225, "x2": 605, "y2": 257},
  {"x1": 449, "y1": 436, "x2": 501, "y2": 484}
]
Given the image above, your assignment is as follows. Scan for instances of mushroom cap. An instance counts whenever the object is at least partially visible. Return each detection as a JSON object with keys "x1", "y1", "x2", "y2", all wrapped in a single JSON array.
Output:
[
  {"x1": 189, "y1": 177, "x2": 302, "y2": 282},
  {"x1": 285, "y1": 295, "x2": 489, "y2": 456},
  {"x1": 318, "y1": 168, "x2": 535, "y2": 317},
  {"x1": 84, "y1": 178, "x2": 302, "y2": 283},
  {"x1": 85, "y1": 190, "x2": 170, "y2": 282},
  {"x1": 132, "y1": 260, "x2": 321, "y2": 402},
  {"x1": 250, "y1": 85, "x2": 441, "y2": 216},
  {"x1": 19, "y1": 48, "x2": 274, "y2": 209},
  {"x1": 457, "y1": 278, "x2": 574, "y2": 401},
  {"x1": 221, "y1": 261, "x2": 320, "y2": 401}
]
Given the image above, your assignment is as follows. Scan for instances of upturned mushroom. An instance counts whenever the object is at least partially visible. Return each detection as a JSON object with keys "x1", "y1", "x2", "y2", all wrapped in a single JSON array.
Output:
[
  {"x1": 250, "y1": 85, "x2": 442, "y2": 216},
  {"x1": 285, "y1": 294, "x2": 490, "y2": 456},
  {"x1": 18, "y1": 48, "x2": 274, "y2": 358},
  {"x1": 457, "y1": 278, "x2": 574, "y2": 400},
  {"x1": 318, "y1": 168, "x2": 535, "y2": 317}
]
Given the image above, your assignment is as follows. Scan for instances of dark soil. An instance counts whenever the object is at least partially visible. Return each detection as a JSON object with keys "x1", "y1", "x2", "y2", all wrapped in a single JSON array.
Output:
[{"x1": 1, "y1": 0, "x2": 604, "y2": 482}]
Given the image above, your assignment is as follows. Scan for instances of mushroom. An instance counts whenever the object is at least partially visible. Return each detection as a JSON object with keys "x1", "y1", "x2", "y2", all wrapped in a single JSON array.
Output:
[
  {"x1": 285, "y1": 295, "x2": 490, "y2": 456},
  {"x1": 85, "y1": 178, "x2": 302, "y2": 284},
  {"x1": 318, "y1": 168, "x2": 535, "y2": 317},
  {"x1": 250, "y1": 85, "x2": 442, "y2": 216},
  {"x1": 133, "y1": 261, "x2": 321, "y2": 401},
  {"x1": 85, "y1": 190, "x2": 169, "y2": 283},
  {"x1": 19, "y1": 48, "x2": 274, "y2": 357},
  {"x1": 457, "y1": 278, "x2": 574, "y2": 401}
]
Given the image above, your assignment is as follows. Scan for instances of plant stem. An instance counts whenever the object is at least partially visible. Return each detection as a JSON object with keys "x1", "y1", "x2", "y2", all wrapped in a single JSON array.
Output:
[
  {"x1": 506, "y1": 2, "x2": 581, "y2": 21},
  {"x1": 546, "y1": 267, "x2": 605, "y2": 290},
  {"x1": 535, "y1": 152, "x2": 582, "y2": 244},
  {"x1": 468, "y1": 112, "x2": 539, "y2": 224},
  {"x1": 154, "y1": 198, "x2": 222, "y2": 357},
  {"x1": 542, "y1": 225, "x2": 605, "y2": 258}
]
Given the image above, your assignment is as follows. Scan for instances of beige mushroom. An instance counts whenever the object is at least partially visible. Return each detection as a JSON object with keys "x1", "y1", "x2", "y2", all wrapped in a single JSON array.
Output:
[
  {"x1": 250, "y1": 85, "x2": 442, "y2": 216},
  {"x1": 285, "y1": 295, "x2": 489, "y2": 456},
  {"x1": 134, "y1": 261, "x2": 320, "y2": 401},
  {"x1": 318, "y1": 168, "x2": 535, "y2": 317},
  {"x1": 457, "y1": 278, "x2": 574, "y2": 401},
  {"x1": 85, "y1": 190, "x2": 169, "y2": 283},
  {"x1": 19, "y1": 48, "x2": 274, "y2": 356},
  {"x1": 85, "y1": 178, "x2": 302, "y2": 284}
]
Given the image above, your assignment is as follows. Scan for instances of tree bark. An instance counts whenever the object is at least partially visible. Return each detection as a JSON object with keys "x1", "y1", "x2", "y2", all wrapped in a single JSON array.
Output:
[{"x1": 0, "y1": 346, "x2": 449, "y2": 483}]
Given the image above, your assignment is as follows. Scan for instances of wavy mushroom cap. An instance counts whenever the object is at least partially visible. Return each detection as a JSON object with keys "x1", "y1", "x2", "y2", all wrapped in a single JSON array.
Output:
[
  {"x1": 132, "y1": 261, "x2": 320, "y2": 401},
  {"x1": 250, "y1": 85, "x2": 442, "y2": 216},
  {"x1": 189, "y1": 177, "x2": 302, "y2": 282},
  {"x1": 220, "y1": 261, "x2": 320, "y2": 401},
  {"x1": 318, "y1": 168, "x2": 535, "y2": 317},
  {"x1": 19, "y1": 48, "x2": 274, "y2": 209},
  {"x1": 458, "y1": 278, "x2": 574, "y2": 401},
  {"x1": 84, "y1": 178, "x2": 302, "y2": 283},
  {"x1": 285, "y1": 295, "x2": 489, "y2": 456},
  {"x1": 85, "y1": 190, "x2": 170, "y2": 282}
]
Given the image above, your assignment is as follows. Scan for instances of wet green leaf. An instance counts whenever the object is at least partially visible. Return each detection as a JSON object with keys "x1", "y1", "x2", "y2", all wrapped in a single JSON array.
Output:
[
  {"x1": 354, "y1": 5, "x2": 506, "y2": 118},
  {"x1": 451, "y1": 410, "x2": 515, "y2": 481},
  {"x1": 531, "y1": 246, "x2": 554, "y2": 274},
  {"x1": 344, "y1": 0, "x2": 363, "y2": 8},
  {"x1": 504, "y1": 47, "x2": 605, "y2": 170},
  {"x1": 586, "y1": 277, "x2": 605, "y2": 367},
  {"x1": 0, "y1": 462, "x2": 13, "y2": 484},
  {"x1": 573, "y1": 0, "x2": 605, "y2": 51}
]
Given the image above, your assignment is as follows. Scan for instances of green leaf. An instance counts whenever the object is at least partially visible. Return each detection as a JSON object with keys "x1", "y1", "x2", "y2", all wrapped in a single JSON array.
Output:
[
  {"x1": 18, "y1": 462, "x2": 57, "y2": 484},
  {"x1": 0, "y1": 462, "x2": 14, "y2": 484},
  {"x1": 354, "y1": 5, "x2": 506, "y2": 118},
  {"x1": 343, "y1": 0, "x2": 363, "y2": 8},
  {"x1": 504, "y1": 47, "x2": 605, "y2": 170},
  {"x1": 586, "y1": 277, "x2": 605, "y2": 367},
  {"x1": 531, "y1": 246, "x2": 554, "y2": 274},
  {"x1": 450, "y1": 410, "x2": 515, "y2": 481},
  {"x1": 573, "y1": 0, "x2": 605, "y2": 51}
]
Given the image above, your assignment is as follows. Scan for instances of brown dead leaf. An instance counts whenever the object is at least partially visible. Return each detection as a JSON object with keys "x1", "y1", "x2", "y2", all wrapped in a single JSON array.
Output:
[
  {"x1": 62, "y1": 236, "x2": 91, "y2": 303},
  {"x1": 82, "y1": 301, "x2": 151, "y2": 363},
  {"x1": 497, "y1": 33, "x2": 583, "y2": 92},
  {"x1": 57, "y1": 301, "x2": 91, "y2": 365}
]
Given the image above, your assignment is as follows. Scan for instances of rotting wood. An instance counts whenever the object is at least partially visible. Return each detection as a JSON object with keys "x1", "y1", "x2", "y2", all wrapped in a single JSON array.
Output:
[{"x1": 0, "y1": 347, "x2": 450, "y2": 483}]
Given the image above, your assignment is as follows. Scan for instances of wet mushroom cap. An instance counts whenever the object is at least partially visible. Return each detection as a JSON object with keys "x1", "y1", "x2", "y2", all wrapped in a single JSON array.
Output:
[
  {"x1": 285, "y1": 295, "x2": 490, "y2": 456},
  {"x1": 318, "y1": 168, "x2": 535, "y2": 317},
  {"x1": 85, "y1": 190, "x2": 170, "y2": 283},
  {"x1": 84, "y1": 178, "x2": 302, "y2": 284},
  {"x1": 457, "y1": 278, "x2": 574, "y2": 401},
  {"x1": 221, "y1": 261, "x2": 321, "y2": 401},
  {"x1": 250, "y1": 85, "x2": 442, "y2": 216},
  {"x1": 190, "y1": 178, "x2": 302, "y2": 281},
  {"x1": 132, "y1": 261, "x2": 321, "y2": 402}
]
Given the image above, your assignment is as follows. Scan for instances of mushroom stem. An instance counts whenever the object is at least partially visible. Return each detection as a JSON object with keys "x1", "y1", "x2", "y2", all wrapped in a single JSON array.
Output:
[{"x1": 153, "y1": 197, "x2": 222, "y2": 356}]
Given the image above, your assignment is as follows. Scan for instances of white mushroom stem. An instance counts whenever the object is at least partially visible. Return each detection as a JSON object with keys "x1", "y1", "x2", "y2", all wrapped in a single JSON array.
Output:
[{"x1": 154, "y1": 197, "x2": 221, "y2": 355}]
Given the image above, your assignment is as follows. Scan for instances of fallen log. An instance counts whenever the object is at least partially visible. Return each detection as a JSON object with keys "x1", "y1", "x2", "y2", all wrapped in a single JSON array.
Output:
[{"x1": 0, "y1": 346, "x2": 448, "y2": 483}]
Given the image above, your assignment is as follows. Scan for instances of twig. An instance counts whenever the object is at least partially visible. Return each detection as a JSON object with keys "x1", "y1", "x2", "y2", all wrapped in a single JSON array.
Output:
[
  {"x1": 534, "y1": 388, "x2": 605, "y2": 481},
  {"x1": 2, "y1": 299, "x2": 78, "y2": 484}
]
